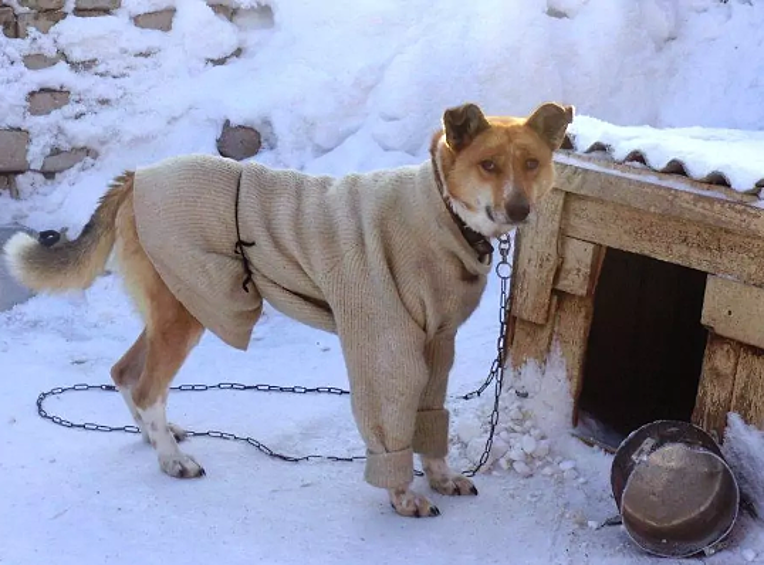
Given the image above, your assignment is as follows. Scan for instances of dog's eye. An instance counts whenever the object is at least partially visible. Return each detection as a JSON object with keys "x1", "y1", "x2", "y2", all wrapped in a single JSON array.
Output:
[
  {"x1": 480, "y1": 159, "x2": 497, "y2": 172},
  {"x1": 525, "y1": 158, "x2": 539, "y2": 170}
]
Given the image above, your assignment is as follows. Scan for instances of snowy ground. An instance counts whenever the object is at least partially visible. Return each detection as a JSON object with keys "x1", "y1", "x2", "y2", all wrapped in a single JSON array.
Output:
[
  {"x1": 2, "y1": 0, "x2": 764, "y2": 563},
  {"x1": 5, "y1": 272, "x2": 762, "y2": 565}
]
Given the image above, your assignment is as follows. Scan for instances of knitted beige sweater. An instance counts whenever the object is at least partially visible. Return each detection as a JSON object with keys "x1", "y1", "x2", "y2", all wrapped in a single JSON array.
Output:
[{"x1": 133, "y1": 153, "x2": 492, "y2": 488}]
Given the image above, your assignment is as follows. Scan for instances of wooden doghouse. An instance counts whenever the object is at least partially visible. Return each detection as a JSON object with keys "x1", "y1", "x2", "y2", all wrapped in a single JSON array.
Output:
[{"x1": 506, "y1": 140, "x2": 764, "y2": 444}]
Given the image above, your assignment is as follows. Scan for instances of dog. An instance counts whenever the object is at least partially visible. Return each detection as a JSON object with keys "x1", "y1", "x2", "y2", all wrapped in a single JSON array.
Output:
[{"x1": 4, "y1": 101, "x2": 573, "y2": 517}]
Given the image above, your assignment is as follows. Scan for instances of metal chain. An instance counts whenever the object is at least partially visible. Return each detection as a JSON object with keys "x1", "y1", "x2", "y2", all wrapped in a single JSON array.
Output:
[
  {"x1": 460, "y1": 233, "x2": 514, "y2": 477},
  {"x1": 35, "y1": 234, "x2": 515, "y2": 478}
]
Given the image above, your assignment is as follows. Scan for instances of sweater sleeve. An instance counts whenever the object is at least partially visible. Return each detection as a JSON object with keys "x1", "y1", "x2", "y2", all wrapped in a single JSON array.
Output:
[
  {"x1": 321, "y1": 247, "x2": 431, "y2": 489},
  {"x1": 412, "y1": 330, "x2": 455, "y2": 458}
]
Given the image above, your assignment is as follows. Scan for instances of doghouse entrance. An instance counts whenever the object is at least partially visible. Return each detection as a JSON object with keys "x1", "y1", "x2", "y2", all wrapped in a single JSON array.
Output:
[{"x1": 577, "y1": 248, "x2": 709, "y2": 443}]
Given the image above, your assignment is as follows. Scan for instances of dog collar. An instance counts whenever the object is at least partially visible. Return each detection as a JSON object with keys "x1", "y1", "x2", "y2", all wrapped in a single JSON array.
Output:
[{"x1": 430, "y1": 159, "x2": 494, "y2": 261}]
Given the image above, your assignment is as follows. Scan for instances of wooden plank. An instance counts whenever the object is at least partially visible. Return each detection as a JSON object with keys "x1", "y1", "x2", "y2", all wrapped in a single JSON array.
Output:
[
  {"x1": 702, "y1": 276, "x2": 764, "y2": 350},
  {"x1": 554, "y1": 237, "x2": 598, "y2": 296},
  {"x1": 554, "y1": 158, "x2": 764, "y2": 238},
  {"x1": 554, "y1": 292, "x2": 595, "y2": 426},
  {"x1": 730, "y1": 345, "x2": 764, "y2": 429},
  {"x1": 691, "y1": 334, "x2": 741, "y2": 441},
  {"x1": 562, "y1": 194, "x2": 764, "y2": 288},
  {"x1": 507, "y1": 295, "x2": 558, "y2": 371},
  {"x1": 503, "y1": 232, "x2": 524, "y2": 362},
  {"x1": 511, "y1": 188, "x2": 565, "y2": 324}
]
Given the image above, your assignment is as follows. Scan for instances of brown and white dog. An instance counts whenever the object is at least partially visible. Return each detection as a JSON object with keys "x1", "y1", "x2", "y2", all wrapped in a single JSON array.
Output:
[{"x1": 4, "y1": 101, "x2": 573, "y2": 517}]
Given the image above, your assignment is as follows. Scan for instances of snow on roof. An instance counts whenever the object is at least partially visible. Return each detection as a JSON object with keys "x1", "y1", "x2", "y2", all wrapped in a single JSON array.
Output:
[{"x1": 562, "y1": 115, "x2": 764, "y2": 198}]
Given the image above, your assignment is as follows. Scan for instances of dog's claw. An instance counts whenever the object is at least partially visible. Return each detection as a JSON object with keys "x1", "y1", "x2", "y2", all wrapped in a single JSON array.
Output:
[
  {"x1": 470, "y1": 485, "x2": 479, "y2": 496},
  {"x1": 429, "y1": 506, "x2": 441, "y2": 517}
]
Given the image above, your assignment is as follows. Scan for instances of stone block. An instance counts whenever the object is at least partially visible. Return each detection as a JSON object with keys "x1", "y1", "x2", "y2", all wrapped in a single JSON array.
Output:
[
  {"x1": 208, "y1": 47, "x2": 241, "y2": 67},
  {"x1": 0, "y1": 6, "x2": 16, "y2": 38},
  {"x1": 69, "y1": 59, "x2": 98, "y2": 72},
  {"x1": 19, "y1": 0, "x2": 65, "y2": 10},
  {"x1": 0, "y1": 130, "x2": 29, "y2": 173},
  {"x1": 0, "y1": 175, "x2": 19, "y2": 198},
  {"x1": 27, "y1": 89, "x2": 70, "y2": 116},
  {"x1": 75, "y1": 0, "x2": 120, "y2": 9},
  {"x1": 73, "y1": 8, "x2": 112, "y2": 16},
  {"x1": 132, "y1": 8, "x2": 175, "y2": 31},
  {"x1": 17, "y1": 10, "x2": 66, "y2": 37},
  {"x1": 23, "y1": 53, "x2": 62, "y2": 70},
  {"x1": 216, "y1": 121, "x2": 261, "y2": 160},
  {"x1": 209, "y1": 3, "x2": 234, "y2": 20},
  {"x1": 40, "y1": 147, "x2": 96, "y2": 173},
  {"x1": 233, "y1": 4, "x2": 273, "y2": 30}
]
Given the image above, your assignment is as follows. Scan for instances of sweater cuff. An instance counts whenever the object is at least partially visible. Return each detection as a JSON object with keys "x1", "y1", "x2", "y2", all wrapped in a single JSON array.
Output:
[
  {"x1": 413, "y1": 409, "x2": 450, "y2": 458},
  {"x1": 364, "y1": 448, "x2": 414, "y2": 489}
]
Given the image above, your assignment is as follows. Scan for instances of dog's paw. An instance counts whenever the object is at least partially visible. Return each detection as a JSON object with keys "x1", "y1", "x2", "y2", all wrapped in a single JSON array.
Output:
[
  {"x1": 159, "y1": 453, "x2": 206, "y2": 479},
  {"x1": 389, "y1": 488, "x2": 440, "y2": 518},
  {"x1": 428, "y1": 473, "x2": 478, "y2": 496}
]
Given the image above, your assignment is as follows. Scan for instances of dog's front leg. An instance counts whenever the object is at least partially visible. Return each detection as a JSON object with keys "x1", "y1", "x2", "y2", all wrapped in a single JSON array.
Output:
[
  {"x1": 417, "y1": 331, "x2": 479, "y2": 497},
  {"x1": 420, "y1": 455, "x2": 478, "y2": 496},
  {"x1": 335, "y1": 308, "x2": 440, "y2": 517}
]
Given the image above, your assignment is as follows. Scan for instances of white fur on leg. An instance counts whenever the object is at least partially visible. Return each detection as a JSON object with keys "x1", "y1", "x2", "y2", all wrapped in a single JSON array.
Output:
[
  {"x1": 421, "y1": 456, "x2": 478, "y2": 496},
  {"x1": 137, "y1": 400, "x2": 204, "y2": 478},
  {"x1": 120, "y1": 388, "x2": 187, "y2": 443}
]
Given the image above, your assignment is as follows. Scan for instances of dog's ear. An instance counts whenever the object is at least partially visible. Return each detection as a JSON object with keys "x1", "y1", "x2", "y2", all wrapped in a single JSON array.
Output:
[
  {"x1": 442, "y1": 103, "x2": 491, "y2": 152},
  {"x1": 526, "y1": 102, "x2": 575, "y2": 151}
]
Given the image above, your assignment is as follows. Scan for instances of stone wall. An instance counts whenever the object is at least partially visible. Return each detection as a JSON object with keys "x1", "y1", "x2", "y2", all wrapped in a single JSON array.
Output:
[{"x1": 0, "y1": 0, "x2": 264, "y2": 197}]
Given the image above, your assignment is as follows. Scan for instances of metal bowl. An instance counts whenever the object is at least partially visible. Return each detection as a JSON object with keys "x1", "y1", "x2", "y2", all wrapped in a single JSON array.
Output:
[{"x1": 611, "y1": 420, "x2": 740, "y2": 558}]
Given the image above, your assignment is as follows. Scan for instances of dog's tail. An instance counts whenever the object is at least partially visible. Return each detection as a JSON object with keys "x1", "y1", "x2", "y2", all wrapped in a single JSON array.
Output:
[{"x1": 3, "y1": 172, "x2": 134, "y2": 293}]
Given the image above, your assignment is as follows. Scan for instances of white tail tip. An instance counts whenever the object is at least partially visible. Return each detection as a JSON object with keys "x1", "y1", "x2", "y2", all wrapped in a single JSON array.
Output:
[{"x1": 3, "y1": 231, "x2": 38, "y2": 285}]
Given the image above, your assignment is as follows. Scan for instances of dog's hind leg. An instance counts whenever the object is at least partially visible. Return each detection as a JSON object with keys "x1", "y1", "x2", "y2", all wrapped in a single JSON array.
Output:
[
  {"x1": 111, "y1": 330, "x2": 150, "y2": 442},
  {"x1": 110, "y1": 330, "x2": 187, "y2": 444},
  {"x1": 112, "y1": 194, "x2": 204, "y2": 477},
  {"x1": 131, "y1": 297, "x2": 204, "y2": 478}
]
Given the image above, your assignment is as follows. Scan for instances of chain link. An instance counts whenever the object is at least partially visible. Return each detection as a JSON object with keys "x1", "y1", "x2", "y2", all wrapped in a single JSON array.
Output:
[{"x1": 35, "y1": 234, "x2": 515, "y2": 478}]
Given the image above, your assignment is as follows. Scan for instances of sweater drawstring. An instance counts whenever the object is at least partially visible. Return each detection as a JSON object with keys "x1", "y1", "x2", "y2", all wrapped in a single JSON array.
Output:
[{"x1": 233, "y1": 176, "x2": 256, "y2": 293}]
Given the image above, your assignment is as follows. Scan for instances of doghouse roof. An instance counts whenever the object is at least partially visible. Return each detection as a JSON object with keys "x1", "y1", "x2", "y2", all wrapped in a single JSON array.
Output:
[{"x1": 560, "y1": 115, "x2": 764, "y2": 204}]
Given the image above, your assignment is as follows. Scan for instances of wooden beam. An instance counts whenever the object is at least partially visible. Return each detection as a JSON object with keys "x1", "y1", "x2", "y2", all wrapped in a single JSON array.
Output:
[
  {"x1": 554, "y1": 237, "x2": 599, "y2": 296},
  {"x1": 691, "y1": 334, "x2": 741, "y2": 441},
  {"x1": 511, "y1": 188, "x2": 565, "y2": 324},
  {"x1": 562, "y1": 194, "x2": 764, "y2": 288},
  {"x1": 730, "y1": 345, "x2": 764, "y2": 429},
  {"x1": 554, "y1": 156, "x2": 762, "y2": 226},
  {"x1": 508, "y1": 295, "x2": 558, "y2": 371},
  {"x1": 554, "y1": 292, "x2": 596, "y2": 426},
  {"x1": 702, "y1": 276, "x2": 764, "y2": 350}
]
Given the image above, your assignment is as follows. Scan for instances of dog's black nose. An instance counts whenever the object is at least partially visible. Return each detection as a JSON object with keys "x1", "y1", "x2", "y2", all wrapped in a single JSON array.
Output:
[{"x1": 505, "y1": 193, "x2": 530, "y2": 223}]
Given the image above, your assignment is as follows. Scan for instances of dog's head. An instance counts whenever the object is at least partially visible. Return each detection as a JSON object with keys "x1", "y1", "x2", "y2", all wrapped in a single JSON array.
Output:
[{"x1": 432, "y1": 101, "x2": 574, "y2": 238}]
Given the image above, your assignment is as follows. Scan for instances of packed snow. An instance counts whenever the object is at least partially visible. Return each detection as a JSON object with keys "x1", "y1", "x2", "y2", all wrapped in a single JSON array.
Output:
[
  {"x1": 567, "y1": 116, "x2": 764, "y2": 193},
  {"x1": 2, "y1": 0, "x2": 764, "y2": 564}
]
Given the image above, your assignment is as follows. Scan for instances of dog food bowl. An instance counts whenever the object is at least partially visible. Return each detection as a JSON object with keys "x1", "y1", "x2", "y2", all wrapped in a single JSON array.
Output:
[{"x1": 610, "y1": 420, "x2": 740, "y2": 558}]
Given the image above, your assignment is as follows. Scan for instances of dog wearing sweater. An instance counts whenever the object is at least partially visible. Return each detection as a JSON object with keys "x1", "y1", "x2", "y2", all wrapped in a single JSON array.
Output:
[{"x1": 4, "y1": 101, "x2": 573, "y2": 517}]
